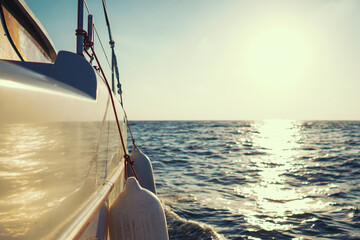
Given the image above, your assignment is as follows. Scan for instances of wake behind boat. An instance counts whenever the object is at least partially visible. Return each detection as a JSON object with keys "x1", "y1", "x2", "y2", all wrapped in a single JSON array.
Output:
[{"x1": 0, "y1": 0, "x2": 167, "y2": 239}]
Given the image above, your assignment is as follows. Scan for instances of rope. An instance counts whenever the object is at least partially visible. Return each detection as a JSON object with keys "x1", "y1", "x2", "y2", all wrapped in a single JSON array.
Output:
[
  {"x1": 92, "y1": 45, "x2": 138, "y2": 180},
  {"x1": 92, "y1": 46, "x2": 138, "y2": 180},
  {"x1": 76, "y1": 29, "x2": 93, "y2": 48},
  {"x1": 77, "y1": 2, "x2": 139, "y2": 179},
  {"x1": 77, "y1": 29, "x2": 138, "y2": 180}
]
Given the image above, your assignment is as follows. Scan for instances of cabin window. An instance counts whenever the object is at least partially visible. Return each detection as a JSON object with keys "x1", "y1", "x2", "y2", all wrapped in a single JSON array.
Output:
[
  {"x1": 1, "y1": 6, "x2": 52, "y2": 62},
  {"x1": 0, "y1": 9, "x2": 20, "y2": 60}
]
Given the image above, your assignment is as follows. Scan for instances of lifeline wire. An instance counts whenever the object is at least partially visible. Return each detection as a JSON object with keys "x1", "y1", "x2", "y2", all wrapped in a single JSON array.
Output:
[{"x1": 83, "y1": 0, "x2": 112, "y2": 69}]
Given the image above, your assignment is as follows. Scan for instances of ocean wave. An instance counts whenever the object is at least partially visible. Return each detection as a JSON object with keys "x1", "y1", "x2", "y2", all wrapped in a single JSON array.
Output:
[
  {"x1": 131, "y1": 120, "x2": 360, "y2": 240},
  {"x1": 163, "y1": 203, "x2": 227, "y2": 240}
]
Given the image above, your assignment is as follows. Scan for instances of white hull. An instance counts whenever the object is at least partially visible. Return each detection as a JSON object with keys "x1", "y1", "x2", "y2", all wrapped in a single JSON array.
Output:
[
  {"x1": 0, "y1": 0, "x2": 135, "y2": 238},
  {"x1": 0, "y1": 55, "x2": 127, "y2": 239}
]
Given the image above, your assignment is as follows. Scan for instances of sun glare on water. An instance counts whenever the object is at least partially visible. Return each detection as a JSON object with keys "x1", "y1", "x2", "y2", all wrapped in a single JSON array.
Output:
[{"x1": 240, "y1": 120, "x2": 330, "y2": 232}]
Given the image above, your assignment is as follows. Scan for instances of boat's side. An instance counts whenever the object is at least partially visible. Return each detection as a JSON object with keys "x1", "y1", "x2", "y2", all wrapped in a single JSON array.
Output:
[
  {"x1": 0, "y1": 51, "x2": 105, "y2": 123},
  {"x1": 55, "y1": 160, "x2": 125, "y2": 240},
  {"x1": 0, "y1": 56, "x2": 126, "y2": 239},
  {"x1": 0, "y1": 0, "x2": 131, "y2": 239}
]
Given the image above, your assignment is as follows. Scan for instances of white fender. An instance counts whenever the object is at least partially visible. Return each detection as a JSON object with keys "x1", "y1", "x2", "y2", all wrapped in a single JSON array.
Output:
[
  {"x1": 109, "y1": 177, "x2": 168, "y2": 240},
  {"x1": 127, "y1": 147, "x2": 157, "y2": 194}
]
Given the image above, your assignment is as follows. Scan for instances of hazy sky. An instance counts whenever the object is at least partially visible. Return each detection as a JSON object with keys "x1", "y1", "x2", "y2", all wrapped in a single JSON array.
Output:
[{"x1": 28, "y1": 0, "x2": 360, "y2": 120}]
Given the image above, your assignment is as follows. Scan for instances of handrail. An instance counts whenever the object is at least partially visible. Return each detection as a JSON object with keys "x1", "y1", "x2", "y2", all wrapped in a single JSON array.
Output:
[{"x1": 55, "y1": 162, "x2": 124, "y2": 240}]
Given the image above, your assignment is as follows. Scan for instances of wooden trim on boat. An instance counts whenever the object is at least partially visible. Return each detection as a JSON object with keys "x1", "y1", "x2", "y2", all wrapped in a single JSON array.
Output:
[
  {"x1": 0, "y1": 5, "x2": 24, "y2": 61},
  {"x1": 0, "y1": 0, "x2": 57, "y2": 61}
]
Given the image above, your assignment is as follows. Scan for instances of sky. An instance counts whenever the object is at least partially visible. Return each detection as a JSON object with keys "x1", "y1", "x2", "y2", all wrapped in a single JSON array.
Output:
[{"x1": 27, "y1": 0, "x2": 360, "y2": 120}]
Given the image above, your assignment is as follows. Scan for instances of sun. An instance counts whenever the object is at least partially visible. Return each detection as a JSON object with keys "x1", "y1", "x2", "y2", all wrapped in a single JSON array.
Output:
[{"x1": 243, "y1": 26, "x2": 313, "y2": 90}]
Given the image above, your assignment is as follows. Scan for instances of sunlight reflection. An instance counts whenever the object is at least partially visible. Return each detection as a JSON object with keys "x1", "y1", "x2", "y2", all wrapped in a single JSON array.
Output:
[
  {"x1": 0, "y1": 123, "x2": 99, "y2": 238},
  {"x1": 0, "y1": 79, "x2": 88, "y2": 100},
  {"x1": 239, "y1": 120, "x2": 327, "y2": 231},
  {"x1": 255, "y1": 119, "x2": 300, "y2": 159}
]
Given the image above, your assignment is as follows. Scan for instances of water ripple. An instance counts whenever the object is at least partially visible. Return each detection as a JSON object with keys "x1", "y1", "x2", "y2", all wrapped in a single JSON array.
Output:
[{"x1": 130, "y1": 121, "x2": 360, "y2": 240}]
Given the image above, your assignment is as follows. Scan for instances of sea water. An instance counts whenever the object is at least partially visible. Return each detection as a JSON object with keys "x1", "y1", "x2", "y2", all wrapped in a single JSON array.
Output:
[{"x1": 128, "y1": 120, "x2": 360, "y2": 240}]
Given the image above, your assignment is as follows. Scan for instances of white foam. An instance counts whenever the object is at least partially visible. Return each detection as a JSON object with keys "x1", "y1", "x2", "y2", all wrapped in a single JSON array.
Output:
[{"x1": 162, "y1": 202, "x2": 227, "y2": 240}]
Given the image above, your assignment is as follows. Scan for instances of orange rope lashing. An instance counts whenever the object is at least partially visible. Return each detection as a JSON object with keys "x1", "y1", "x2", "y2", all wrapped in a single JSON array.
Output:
[{"x1": 77, "y1": 29, "x2": 138, "y2": 180}]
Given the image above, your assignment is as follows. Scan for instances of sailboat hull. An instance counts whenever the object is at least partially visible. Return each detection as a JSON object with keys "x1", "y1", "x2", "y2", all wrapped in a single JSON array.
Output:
[{"x1": 0, "y1": 58, "x2": 126, "y2": 239}]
